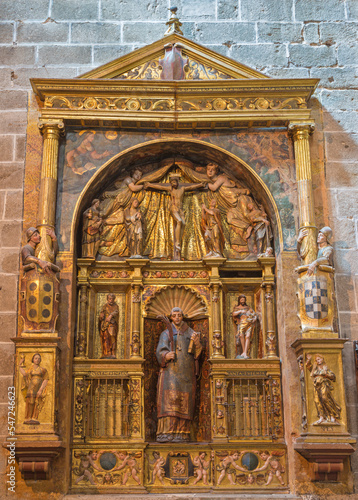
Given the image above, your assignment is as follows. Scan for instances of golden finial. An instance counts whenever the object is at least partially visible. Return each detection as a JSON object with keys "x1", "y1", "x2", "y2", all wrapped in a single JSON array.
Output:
[{"x1": 164, "y1": 7, "x2": 183, "y2": 36}]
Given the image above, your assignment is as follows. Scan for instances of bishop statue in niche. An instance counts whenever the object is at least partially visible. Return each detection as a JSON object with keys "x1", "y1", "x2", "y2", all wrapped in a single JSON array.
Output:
[
  {"x1": 155, "y1": 308, "x2": 202, "y2": 442},
  {"x1": 81, "y1": 159, "x2": 273, "y2": 261}
]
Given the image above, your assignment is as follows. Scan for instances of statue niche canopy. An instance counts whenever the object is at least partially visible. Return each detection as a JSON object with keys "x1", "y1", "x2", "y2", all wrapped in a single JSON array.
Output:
[{"x1": 17, "y1": 21, "x2": 355, "y2": 497}]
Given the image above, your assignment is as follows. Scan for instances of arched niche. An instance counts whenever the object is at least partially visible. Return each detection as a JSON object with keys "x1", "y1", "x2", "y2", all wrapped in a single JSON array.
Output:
[{"x1": 70, "y1": 138, "x2": 283, "y2": 259}]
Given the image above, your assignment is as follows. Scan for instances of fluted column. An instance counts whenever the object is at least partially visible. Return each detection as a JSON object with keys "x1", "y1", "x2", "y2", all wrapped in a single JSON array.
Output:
[
  {"x1": 36, "y1": 119, "x2": 65, "y2": 262},
  {"x1": 289, "y1": 122, "x2": 316, "y2": 264}
]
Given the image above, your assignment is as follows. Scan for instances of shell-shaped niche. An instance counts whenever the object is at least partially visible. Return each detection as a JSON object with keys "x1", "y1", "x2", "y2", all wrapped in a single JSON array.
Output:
[{"x1": 145, "y1": 286, "x2": 208, "y2": 319}]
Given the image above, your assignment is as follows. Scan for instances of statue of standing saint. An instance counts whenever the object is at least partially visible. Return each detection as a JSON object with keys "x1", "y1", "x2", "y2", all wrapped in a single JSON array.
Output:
[
  {"x1": 144, "y1": 173, "x2": 205, "y2": 260},
  {"x1": 201, "y1": 200, "x2": 225, "y2": 257},
  {"x1": 156, "y1": 307, "x2": 202, "y2": 442},
  {"x1": 98, "y1": 294, "x2": 119, "y2": 358},
  {"x1": 124, "y1": 198, "x2": 143, "y2": 258},
  {"x1": 232, "y1": 295, "x2": 258, "y2": 359}
]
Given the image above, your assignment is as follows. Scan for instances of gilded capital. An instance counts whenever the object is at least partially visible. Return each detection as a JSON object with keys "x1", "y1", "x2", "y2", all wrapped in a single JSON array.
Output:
[
  {"x1": 288, "y1": 122, "x2": 315, "y2": 142},
  {"x1": 38, "y1": 118, "x2": 65, "y2": 139}
]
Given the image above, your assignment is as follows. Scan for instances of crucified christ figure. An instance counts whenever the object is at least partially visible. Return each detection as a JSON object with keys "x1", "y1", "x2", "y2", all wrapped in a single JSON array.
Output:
[{"x1": 144, "y1": 173, "x2": 205, "y2": 260}]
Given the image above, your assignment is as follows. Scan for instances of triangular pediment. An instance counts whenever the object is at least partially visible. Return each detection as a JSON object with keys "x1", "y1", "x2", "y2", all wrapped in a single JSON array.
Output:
[{"x1": 80, "y1": 33, "x2": 270, "y2": 81}]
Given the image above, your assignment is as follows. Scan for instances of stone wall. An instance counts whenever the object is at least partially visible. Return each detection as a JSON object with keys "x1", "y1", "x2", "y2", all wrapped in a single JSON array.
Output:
[{"x1": 0, "y1": 0, "x2": 357, "y2": 494}]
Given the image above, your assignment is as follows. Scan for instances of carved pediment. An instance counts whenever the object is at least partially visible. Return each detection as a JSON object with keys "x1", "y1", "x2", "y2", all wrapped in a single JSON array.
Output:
[{"x1": 79, "y1": 33, "x2": 269, "y2": 81}]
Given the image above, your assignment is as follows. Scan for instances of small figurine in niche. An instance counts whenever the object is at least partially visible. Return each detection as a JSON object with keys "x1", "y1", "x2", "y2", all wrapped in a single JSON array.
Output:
[
  {"x1": 98, "y1": 294, "x2": 119, "y2": 359},
  {"x1": 216, "y1": 451, "x2": 246, "y2": 485},
  {"x1": 151, "y1": 451, "x2": 165, "y2": 485},
  {"x1": 144, "y1": 172, "x2": 205, "y2": 260},
  {"x1": 306, "y1": 353, "x2": 341, "y2": 424},
  {"x1": 201, "y1": 200, "x2": 225, "y2": 257},
  {"x1": 297, "y1": 226, "x2": 333, "y2": 275},
  {"x1": 232, "y1": 295, "x2": 258, "y2": 359},
  {"x1": 113, "y1": 451, "x2": 141, "y2": 485},
  {"x1": 73, "y1": 451, "x2": 101, "y2": 485},
  {"x1": 82, "y1": 199, "x2": 103, "y2": 258},
  {"x1": 21, "y1": 227, "x2": 59, "y2": 274},
  {"x1": 19, "y1": 353, "x2": 49, "y2": 425},
  {"x1": 124, "y1": 198, "x2": 143, "y2": 258},
  {"x1": 156, "y1": 307, "x2": 202, "y2": 442},
  {"x1": 193, "y1": 451, "x2": 211, "y2": 485},
  {"x1": 246, "y1": 202, "x2": 272, "y2": 255},
  {"x1": 254, "y1": 450, "x2": 285, "y2": 486}
]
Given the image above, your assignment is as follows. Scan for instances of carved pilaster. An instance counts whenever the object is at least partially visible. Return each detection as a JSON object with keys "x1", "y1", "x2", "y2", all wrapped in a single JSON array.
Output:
[
  {"x1": 258, "y1": 256, "x2": 278, "y2": 359},
  {"x1": 76, "y1": 285, "x2": 88, "y2": 358},
  {"x1": 129, "y1": 376, "x2": 142, "y2": 440},
  {"x1": 127, "y1": 259, "x2": 148, "y2": 359},
  {"x1": 211, "y1": 375, "x2": 228, "y2": 442},
  {"x1": 210, "y1": 283, "x2": 225, "y2": 359},
  {"x1": 36, "y1": 119, "x2": 65, "y2": 262},
  {"x1": 289, "y1": 122, "x2": 317, "y2": 265}
]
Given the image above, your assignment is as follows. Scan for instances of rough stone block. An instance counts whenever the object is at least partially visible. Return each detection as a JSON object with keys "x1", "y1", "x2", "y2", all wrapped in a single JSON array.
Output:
[
  {"x1": 295, "y1": 0, "x2": 346, "y2": 21},
  {"x1": 334, "y1": 248, "x2": 358, "y2": 275},
  {"x1": 71, "y1": 22, "x2": 121, "y2": 44},
  {"x1": 321, "y1": 90, "x2": 358, "y2": 110},
  {"x1": 0, "y1": 111, "x2": 27, "y2": 134},
  {"x1": 241, "y1": 0, "x2": 293, "y2": 21},
  {"x1": 323, "y1": 110, "x2": 358, "y2": 133},
  {"x1": 325, "y1": 161, "x2": 358, "y2": 189},
  {"x1": 338, "y1": 44, "x2": 358, "y2": 66},
  {"x1": 340, "y1": 313, "x2": 358, "y2": 340},
  {"x1": 231, "y1": 44, "x2": 288, "y2": 69},
  {"x1": 0, "y1": 136, "x2": 14, "y2": 162},
  {"x1": 0, "y1": 274, "x2": 18, "y2": 312},
  {"x1": 0, "y1": 192, "x2": 4, "y2": 217},
  {"x1": 0, "y1": 90, "x2": 27, "y2": 110},
  {"x1": 346, "y1": 0, "x2": 358, "y2": 20},
  {"x1": 311, "y1": 68, "x2": 358, "y2": 89},
  {"x1": 15, "y1": 136, "x2": 26, "y2": 162},
  {"x1": 4, "y1": 191, "x2": 23, "y2": 221},
  {"x1": 303, "y1": 23, "x2": 319, "y2": 44},
  {"x1": 0, "y1": 248, "x2": 20, "y2": 274},
  {"x1": 195, "y1": 22, "x2": 256, "y2": 44},
  {"x1": 101, "y1": 0, "x2": 168, "y2": 21},
  {"x1": 320, "y1": 22, "x2": 358, "y2": 45},
  {"x1": 0, "y1": 377, "x2": 14, "y2": 403},
  {"x1": 257, "y1": 22, "x2": 302, "y2": 43},
  {"x1": 122, "y1": 22, "x2": 166, "y2": 44},
  {"x1": 0, "y1": 69, "x2": 11, "y2": 89},
  {"x1": 205, "y1": 44, "x2": 231, "y2": 57},
  {"x1": 10, "y1": 67, "x2": 78, "y2": 89},
  {"x1": 168, "y1": 0, "x2": 216, "y2": 20},
  {"x1": 268, "y1": 67, "x2": 309, "y2": 78},
  {"x1": 0, "y1": 221, "x2": 22, "y2": 248},
  {"x1": 17, "y1": 20, "x2": 69, "y2": 43},
  {"x1": 52, "y1": 0, "x2": 99, "y2": 21},
  {"x1": 0, "y1": 343, "x2": 15, "y2": 376},
  {"x1": 335, "y1": 188, "x2": 358, "y2": 218},
  {"x1": 0, "y1": 313, "x2": 16, "y2": 337},
  {"x1": 0, "y1": 162, "x2": 24, "y2": 189},
  {"x1": 93, "y1": 45, "x2": 134, "y2": 65},
  {"x1": 0, "y1": 46, "x2": 35, "y2": 66},
  {"x1": 38, "y1": 45, "x2": 92, "y2": 65},
  {"x1": 289, "y1": 44, "x2": 336, "y2": 67},
  {"x1": 0, "y1": 23, "x2": 14, "y2": 43},
  {"x1": 0, "y1": 0, "x2": 49, "y2": 21},
  {"x1": 335, "y1": 274, "x2": 357, "y2": 312},
  {"x1": 325, "y1": 132, "x2": 358, "y2": 163},
  {"x1": 218, "y1": 0, "x2": 238, "y2": 19}
]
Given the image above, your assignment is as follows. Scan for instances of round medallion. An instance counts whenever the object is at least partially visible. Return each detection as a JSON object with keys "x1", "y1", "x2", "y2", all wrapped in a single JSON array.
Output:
[
  {"x1": 241, "y1": 452, "x2": 259, "y2": 471},
  {"x1": 100, "y1": 452, "x2": 117, "y2": 471}
]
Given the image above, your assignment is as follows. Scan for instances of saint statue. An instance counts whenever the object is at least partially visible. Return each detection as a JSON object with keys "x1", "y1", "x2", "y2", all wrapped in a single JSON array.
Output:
[
  {"x1": 246, "y1": 202, "x2": 272, "y2": 255},
  {"x1": 124, "y1": 198, "x2": 143, "y2": 258},
  {"x1": 201, "y1": 200, "x2": 225, "y2": 257},
  {"x1": 82, "y1": 199, "x2": 103, "y2": 258},
  {"x1": 98, "y1": 294, "x2": 119, "y2": 358},
  {"x1": 306, "y1": 353, "x2": 341, "y2": 424},
  {"x1": 156, "y1": 307, "x2": 202, "y2": 442},
  {"x1": 297, "y1": 226, "x2": 333, "y2": 275},
  {"x1": 232, "y1": 295, "x2": 258, "y2": 359},
  {"x1": 144, "y1": 172, "x2": 205, "y2": 260},
  {"x1": 19, "y1": 353, "x2": 49, "y2": 424}
]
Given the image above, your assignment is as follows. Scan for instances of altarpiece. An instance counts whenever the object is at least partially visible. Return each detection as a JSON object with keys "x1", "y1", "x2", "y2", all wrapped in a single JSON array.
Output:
[{"x1": 10, "y1": 27, "x2": 356, "y2": 495}]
